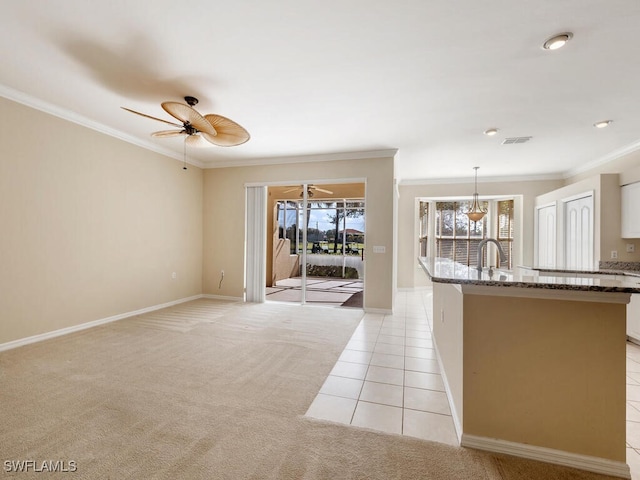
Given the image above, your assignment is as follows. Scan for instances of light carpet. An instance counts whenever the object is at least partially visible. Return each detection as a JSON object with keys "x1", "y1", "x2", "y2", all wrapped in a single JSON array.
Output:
[{"x1": 0, "y1": 299, "x2": 619, "y2": 479}]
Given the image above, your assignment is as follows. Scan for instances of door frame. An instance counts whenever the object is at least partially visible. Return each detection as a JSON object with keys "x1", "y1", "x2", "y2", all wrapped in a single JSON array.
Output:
[{"x1": 246, "y1": 177, "x2": 366, "y2": 306}]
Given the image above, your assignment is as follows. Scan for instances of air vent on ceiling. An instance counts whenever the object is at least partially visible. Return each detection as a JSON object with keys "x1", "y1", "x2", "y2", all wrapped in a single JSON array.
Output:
[{"x1": 502, "y1": 136, "x2": 532, "y2": 145}]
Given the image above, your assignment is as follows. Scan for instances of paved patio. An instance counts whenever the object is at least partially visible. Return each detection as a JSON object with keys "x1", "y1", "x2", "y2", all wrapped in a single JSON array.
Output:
[{"x1": 266, "y1": 277, "x2": 364, "y2": 307}]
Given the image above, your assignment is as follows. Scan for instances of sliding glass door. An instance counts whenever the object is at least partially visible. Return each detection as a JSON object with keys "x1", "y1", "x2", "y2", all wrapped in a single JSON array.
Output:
[{"x1": 267, "y1": 183, "x2": 365, "y2": 307}]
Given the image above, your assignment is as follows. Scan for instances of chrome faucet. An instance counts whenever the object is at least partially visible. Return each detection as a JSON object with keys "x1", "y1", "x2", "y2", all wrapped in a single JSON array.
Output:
[{"x1": 477, "y1": 238, "x2": 507, "y2": 273}]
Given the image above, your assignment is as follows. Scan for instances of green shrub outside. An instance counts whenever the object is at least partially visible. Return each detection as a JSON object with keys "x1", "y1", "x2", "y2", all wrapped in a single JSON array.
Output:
[{"x1": 306, "y1": 264, "x2": 359, "y2": 279}]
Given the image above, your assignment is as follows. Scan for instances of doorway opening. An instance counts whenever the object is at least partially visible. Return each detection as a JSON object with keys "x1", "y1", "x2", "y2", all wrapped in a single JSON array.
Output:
[{"x1": 266, "y1": 182, "x2": 365, "y2": 307}]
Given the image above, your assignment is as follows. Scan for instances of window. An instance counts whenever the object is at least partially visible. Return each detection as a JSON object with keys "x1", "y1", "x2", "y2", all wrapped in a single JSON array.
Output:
[
  {"x1": 421, "y1": 198, "x2": 515, "y2": 270},
  {"x1": 419, "y1": 201, "x2": 428, "y2": 257},
  {"x1": 434, "y1": 201, "x2": 488, "y2": 267},
  {"x1": 276, "y1": 199, "x2": 365, "y2": 255},
  {"x1": 497, "y1": 199, "x2": 514, "y2": 269}
]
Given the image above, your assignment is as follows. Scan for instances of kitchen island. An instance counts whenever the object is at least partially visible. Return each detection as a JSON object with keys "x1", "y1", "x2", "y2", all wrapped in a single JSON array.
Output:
[{"x1": 419, "y1": 257, "x2": 640, "y2": 479}]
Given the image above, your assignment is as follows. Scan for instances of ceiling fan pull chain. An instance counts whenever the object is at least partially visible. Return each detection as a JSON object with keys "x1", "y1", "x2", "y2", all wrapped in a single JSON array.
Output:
[{"x1": 183, "y1": 137, "x2": 187, "y2": 170}]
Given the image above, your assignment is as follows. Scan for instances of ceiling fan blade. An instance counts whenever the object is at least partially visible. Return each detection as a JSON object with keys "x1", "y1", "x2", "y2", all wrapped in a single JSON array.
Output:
[
  {"x1": 313, "y1": 187, "x2": 334, "y2": 194},
  {"x1": 151, "y1": 129, "x2": 186, "y2": 138},
  {"x1": 161, "y1": 102, "x2": 217, "y2": 136},
  {"x1": 282, "y1": 186, "x2": 302, "y2": 194},
  {"x1": 121, "y1": 107, "x2": 183, "y2": 127},
  {"x1": 185, "y1": 134, "x2": 211, "y2": 148},
  {"x1": 202, "y1": 114, "x2": 250, "y2": 146}
]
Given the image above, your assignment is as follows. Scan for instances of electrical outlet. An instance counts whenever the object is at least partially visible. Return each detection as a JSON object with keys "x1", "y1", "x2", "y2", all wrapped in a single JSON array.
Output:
[
  {"x1": 611, "y1": 250, "x2": 618, "y2": 259},
  {"x1": 627, "y1": 244, "x2": 636, "y2": 253},
  {"x1": 171, "y1": 272, "x2": 177, "y2": 279}
]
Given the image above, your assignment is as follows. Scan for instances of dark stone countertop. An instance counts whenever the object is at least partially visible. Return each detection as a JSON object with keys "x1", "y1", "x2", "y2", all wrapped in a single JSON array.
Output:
[{"x1": 419, "y1": 257, "x2": 640, "y2": 293}]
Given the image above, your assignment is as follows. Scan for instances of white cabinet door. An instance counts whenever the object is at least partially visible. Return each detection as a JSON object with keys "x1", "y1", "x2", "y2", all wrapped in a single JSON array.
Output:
[
  {"x1": 564, "y1": 194, "x2": 594, "y2": 271},
  {"x1": 535, "y1": 204, "x2": 556, "y2": 268},
  {"x1": 622, "y1": 182, "x2": 640, "y2": 238}
]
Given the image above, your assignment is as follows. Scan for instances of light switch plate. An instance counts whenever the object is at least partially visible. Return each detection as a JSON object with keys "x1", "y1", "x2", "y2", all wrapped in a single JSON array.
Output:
[{"x1": 373, "y1": 246, "x2": 386, "y2": 254}]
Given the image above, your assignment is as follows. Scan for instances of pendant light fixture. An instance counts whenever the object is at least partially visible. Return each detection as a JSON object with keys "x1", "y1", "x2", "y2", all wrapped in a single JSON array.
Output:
[{"x1": 466, "y1": 166, "x2": 486, "y2": 222}]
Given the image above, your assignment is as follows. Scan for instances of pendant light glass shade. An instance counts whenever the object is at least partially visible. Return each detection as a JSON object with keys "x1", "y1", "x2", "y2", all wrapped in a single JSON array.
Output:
[{"x1": 466, "y1": 167, "x2": 486, "y2": 222}]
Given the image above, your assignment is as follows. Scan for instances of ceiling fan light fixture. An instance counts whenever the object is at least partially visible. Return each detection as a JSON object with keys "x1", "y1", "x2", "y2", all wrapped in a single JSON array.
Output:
[
  {"x1": 593, "y1": 120, "x2": 612, "y2": 128},
  {"x1": 122, "y1": 95, "x2": 250, "y2": 149},
  {"x1": 543, "y1": 32, "x2": 573, "y2": 50},
  {"x1": 465, "y1": 166, "x2": 487, "y2": 222},
  {"x1": 184, "y1": 96, "x2": 199, "y2": 106},
  {"x1": 483, "y1": 128, "x2": 499, "y2": 136}
]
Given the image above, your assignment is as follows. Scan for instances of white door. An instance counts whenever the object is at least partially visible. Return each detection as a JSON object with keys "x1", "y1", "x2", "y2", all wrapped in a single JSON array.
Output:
[
  {"x1": 564, "y1": 194, "x2": 594, "y2": 270},
  {"x1": 535, "y1": 204, "x2": 556, "y2": 268}
]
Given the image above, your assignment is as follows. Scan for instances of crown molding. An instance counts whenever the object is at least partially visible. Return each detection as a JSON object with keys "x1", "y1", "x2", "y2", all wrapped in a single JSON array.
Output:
[
  {"x1": 563, "y1": 138, "x2": 640, "y2": 179},
  {"x1": 203, "y1": 149, "x2": 398, "y2": 169},
  {"x1": 399, "y1": 172, "x2": 564, "y2": 186},
  {"x1": 0, "y1": 84, "x2": 204, "y2": 169}
]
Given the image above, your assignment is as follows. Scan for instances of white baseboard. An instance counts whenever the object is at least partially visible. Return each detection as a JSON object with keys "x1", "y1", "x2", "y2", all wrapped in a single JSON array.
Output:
[
  {"x1": 461, "y1": 434, "x2": 631, "y2": 479},
  {"x1": 363, "y1": 307, "x2": 393, "y2": 314},
  {"x1": 627, "y1": 335, "x2": 640, "y2": 346},
  {"x1": 0, "y1": 294, "x2": 205, "y2": 352},
  {"x1": 201, "y1": 294, "x2": 244, "y2": 302},
  {"x1": 397, "y1": 286, "x2": 431, "y2": 292}
]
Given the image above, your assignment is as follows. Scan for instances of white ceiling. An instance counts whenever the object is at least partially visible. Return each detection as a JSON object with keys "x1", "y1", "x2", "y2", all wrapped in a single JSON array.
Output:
[{"x1": 2, "y1": 0, "x2": 640, "y2": 182}]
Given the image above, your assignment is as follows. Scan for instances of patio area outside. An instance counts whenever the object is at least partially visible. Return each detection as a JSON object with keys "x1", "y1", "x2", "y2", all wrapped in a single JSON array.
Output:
[{"x1": 266, "y1": 277, "x2": 364, "y2": 308}]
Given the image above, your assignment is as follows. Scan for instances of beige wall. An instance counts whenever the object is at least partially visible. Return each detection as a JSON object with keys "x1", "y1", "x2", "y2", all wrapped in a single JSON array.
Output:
[
  {"x1": 272, "y1": 238, "x2": 299, "y2": 283},
  {"x1": 463, "y1": 292, "x2": 626, "y2": 461},
  {"x1": 0, "y1": 97, "x2": 203, "y2": 345},
  {"x1": 433, "y1": 281, "x2": 626, "y2": 461},
  {"x1": 397, "y1": 179, "x2": 563, "y2": 288},
  {"x1": 202, "y1": 157, "x2": 395, "y2": 311}
]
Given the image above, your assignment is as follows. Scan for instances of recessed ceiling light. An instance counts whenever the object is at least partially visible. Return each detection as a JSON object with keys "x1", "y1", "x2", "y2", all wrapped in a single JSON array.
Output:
[
  {"x1": 593, "y1": 120, "x2": 612, "y2": 128},
  {"x1": 483, "y1": 128, "x2": 499, "y2": 136},
  {"x1": 542, "y1": 32, "x2": 573, "y2": 50}
]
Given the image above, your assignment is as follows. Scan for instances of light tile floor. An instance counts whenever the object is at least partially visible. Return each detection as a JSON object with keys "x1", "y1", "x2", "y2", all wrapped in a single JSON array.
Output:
[
  {"x1": 306, "y1": 286, "x2": 640, "y2": 478},
  {"x1": 305, "y1": 288, "x2": 459, "y2": 446}
]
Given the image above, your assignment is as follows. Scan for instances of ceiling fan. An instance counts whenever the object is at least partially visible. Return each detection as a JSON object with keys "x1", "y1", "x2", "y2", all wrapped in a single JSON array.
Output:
[
  {"x1": 122, "y1": 96, "x2": 250, "y2": 147},
  {"x1": 283, "y1": 185, "x2": 334, "y2": 198}
]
